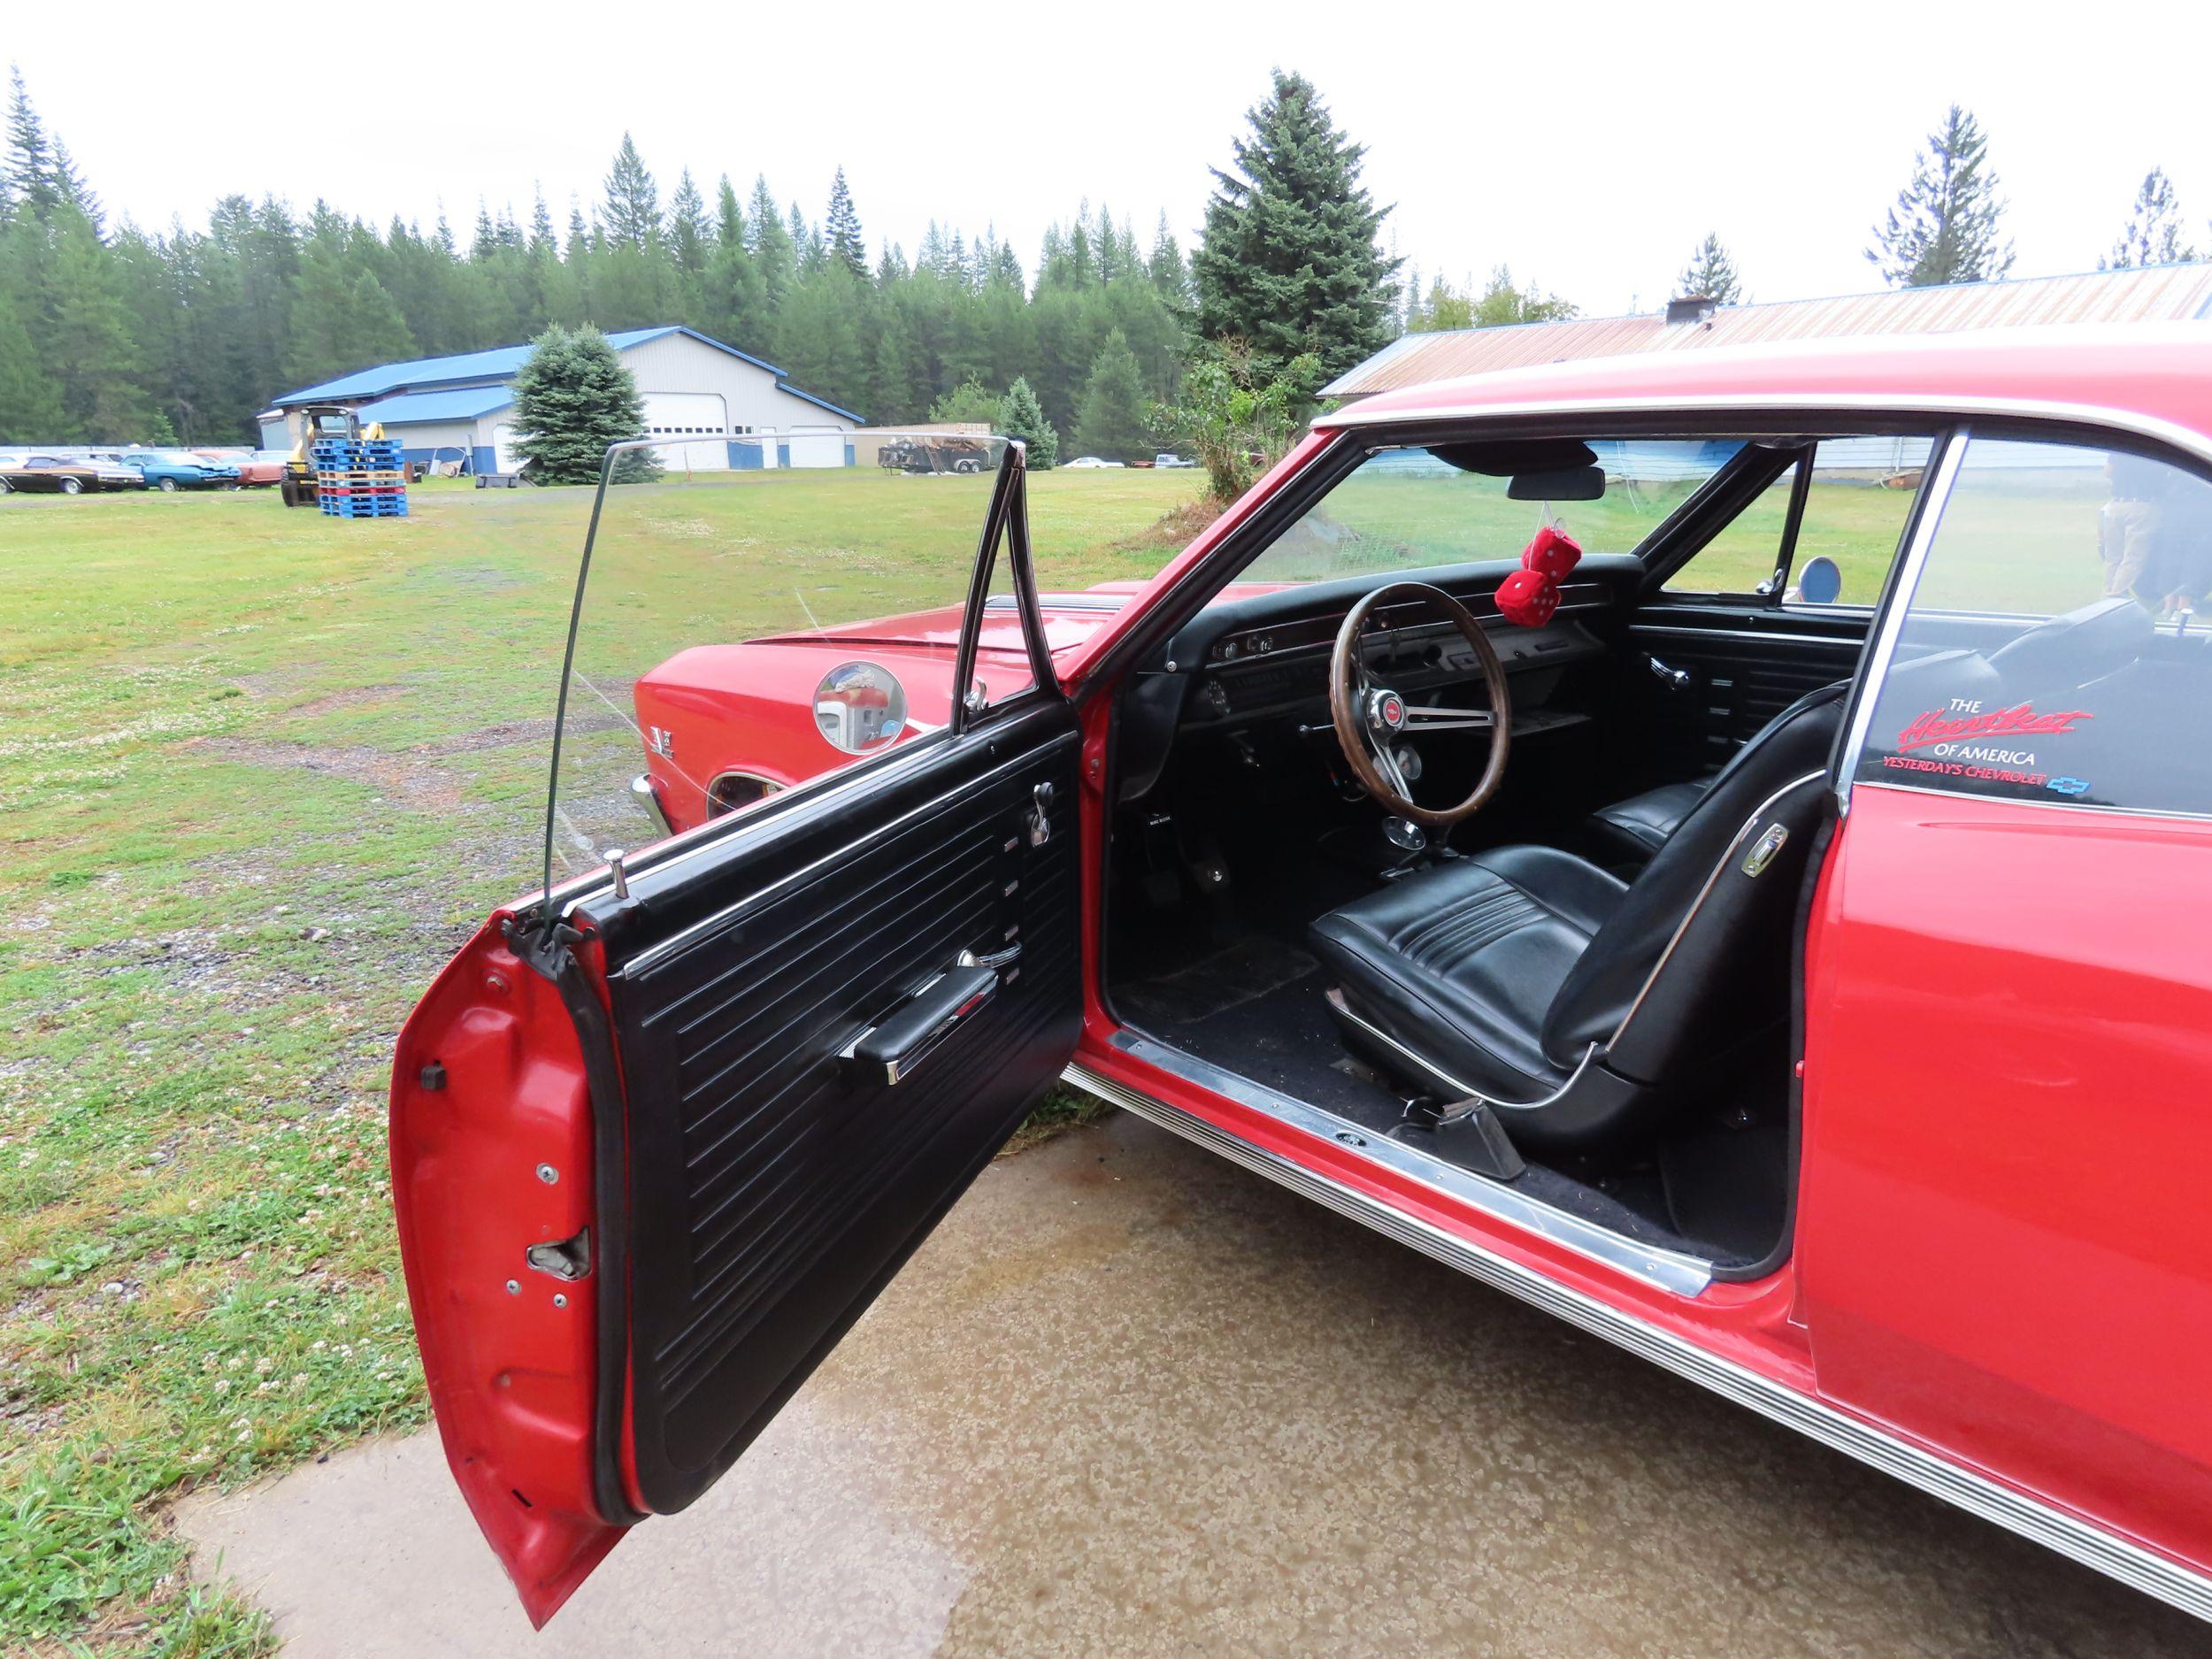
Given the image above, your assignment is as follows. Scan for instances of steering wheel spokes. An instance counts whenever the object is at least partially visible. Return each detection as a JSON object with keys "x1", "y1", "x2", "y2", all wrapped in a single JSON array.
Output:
[{"x1": 1328, "y1": 582, "x2": 1511, "y2": 830}]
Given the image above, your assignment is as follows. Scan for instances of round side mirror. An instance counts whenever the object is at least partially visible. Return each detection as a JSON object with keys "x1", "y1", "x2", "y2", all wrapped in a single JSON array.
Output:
[
  {"x1": 814, "y1": 661, "x2": 909, "y2": 754},
  {"x1": 1797, "y1": 555, "x2": 1843, "y2": 606}
]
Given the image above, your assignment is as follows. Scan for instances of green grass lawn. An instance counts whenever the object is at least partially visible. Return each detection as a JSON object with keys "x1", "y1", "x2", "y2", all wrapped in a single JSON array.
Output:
[{"x1": 0, "y1": 467, "x2": 1191, "y2": 1655}]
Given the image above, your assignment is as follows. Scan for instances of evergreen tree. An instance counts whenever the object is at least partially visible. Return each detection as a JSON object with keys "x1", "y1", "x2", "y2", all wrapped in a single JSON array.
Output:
[
  {"x1": 998, "y1": 375, "x2": 1057, "y2": 469},
  {"x1": 0, "y1": 243, "x2": 62, "y2": 438},
  {"x1": 748, "y1": 175, "x2": 796, "y2": 298},
  {"x1": 602, "y1": 133, "x2": 662, "y2": 252},
  {"x1": 1190, "y1": 70, "x2": 1399, "y2": 380},
  {"x1": 5, "y1": 66, "x2": 57, "y2": 219},
  {"x1": 1071, "y1": 328, "x2": 1150, "y2": 462},
  {"x1": 1148, "y1": 211, "x2": 1188, "y2": 304},
  {"x1": 2103, "y1": 168, "x2": 2197, "y2": 269},
  {"x1": 510, "y1": 324, "x2": 657, "y2": 484},
  {"x1": 528, "y1": 188, "x2": 557, "y2": 257},
  {"x1": 42, "y1": 208, "x2": 158, "y2": 439},
  {"x1": 825, "y1": 165, "x2": 868, "y2": 279},
  {"x1": 1674, "y1": 233, "x2": 1743, "y2": 303},
  {"x1": 713, "y1": 175, "x2": 744, "y2": 250},
  {"x1": 1867, "y1": 105, "x2": 2014, "y2": 288},
  {"x1": 667, "y1": 167, "x2": 710, "y2": 273}
]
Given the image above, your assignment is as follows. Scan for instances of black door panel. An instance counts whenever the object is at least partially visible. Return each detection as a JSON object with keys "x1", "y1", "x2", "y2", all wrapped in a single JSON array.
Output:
[
  {"x1": 595, "y1": 706, "x2": 1082, "y2": 1514},
  {"x1": 1614, "y1": 608, "x2": 1867, "y2": 787}
]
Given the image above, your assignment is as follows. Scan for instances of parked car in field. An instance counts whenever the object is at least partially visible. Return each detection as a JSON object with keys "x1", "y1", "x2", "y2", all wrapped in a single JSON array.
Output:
[
  {"x1": 1061, "y1": 454, "x2": 1125, "y2": 468},
  {"x1": 197, "y1": 449, "x2": 285, "y2": 487},
  {"x1": 1154, "y1": 451, "x2": 1196, "y2": 468},
  {"x1": 111, "y1": 449, "x2": 242, "y2": 490},
  {"x1": 391, "y1": 329, "x2": 2212, "y2": 1631},
  {"x1": 0, "y1": 454, "x2": 142, "y2": 494}
]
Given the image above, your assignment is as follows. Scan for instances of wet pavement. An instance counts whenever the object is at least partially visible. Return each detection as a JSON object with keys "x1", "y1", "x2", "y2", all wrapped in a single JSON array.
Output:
[{"x1": 180, "y1": 1110, "x2": 2207, "y2": 1657}]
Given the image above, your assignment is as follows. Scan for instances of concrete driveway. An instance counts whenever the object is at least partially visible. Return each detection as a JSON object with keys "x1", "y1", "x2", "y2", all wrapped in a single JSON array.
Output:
[{"x1": 180, "y1": 1110, "x2": 2205, "y2": 1657}]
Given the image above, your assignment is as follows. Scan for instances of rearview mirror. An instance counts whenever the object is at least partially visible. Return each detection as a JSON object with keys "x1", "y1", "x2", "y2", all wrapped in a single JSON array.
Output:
[{"x1": 1507, "y1": 465, "x2": 1605, "y2": 502}]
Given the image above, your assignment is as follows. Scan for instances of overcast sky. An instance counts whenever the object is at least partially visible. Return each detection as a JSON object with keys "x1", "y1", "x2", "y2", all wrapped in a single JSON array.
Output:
[{"x1": 14, "y1": 5, "x2": 2212, "y2": 319}]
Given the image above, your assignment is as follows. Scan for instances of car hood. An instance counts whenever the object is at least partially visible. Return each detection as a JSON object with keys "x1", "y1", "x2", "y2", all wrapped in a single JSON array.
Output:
[{"x1": 751, "y1": 581, "x2": 1297, "y2": 659}]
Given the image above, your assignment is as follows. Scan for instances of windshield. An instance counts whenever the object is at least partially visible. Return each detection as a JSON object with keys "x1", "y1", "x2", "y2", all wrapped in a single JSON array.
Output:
[{"x1": 1240, "y1": 440, "x2": 1745, "y2": 583}]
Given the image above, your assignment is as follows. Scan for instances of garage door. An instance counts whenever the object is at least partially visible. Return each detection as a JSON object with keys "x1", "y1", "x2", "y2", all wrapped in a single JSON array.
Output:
[
  {"x1": 491, "y1": 425, "x2": 523, "y2": 473},
  {"x1": 787, "y1": 426, "x2": 848, "y2": 469},
  {"x1": 643, "y1": 392, "x2": 729, "y2": 470}
]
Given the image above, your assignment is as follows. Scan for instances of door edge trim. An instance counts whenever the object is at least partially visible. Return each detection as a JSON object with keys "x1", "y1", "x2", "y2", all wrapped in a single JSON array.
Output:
[{"x1": 1061, "y1": 1059, "x2": 2212, "y2": 1626}]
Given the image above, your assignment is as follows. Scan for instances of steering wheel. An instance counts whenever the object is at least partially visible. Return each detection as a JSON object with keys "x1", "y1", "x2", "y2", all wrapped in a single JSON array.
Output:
[{"x1": 1327, "y1": 581, "x2": 1511, "y2": 830}]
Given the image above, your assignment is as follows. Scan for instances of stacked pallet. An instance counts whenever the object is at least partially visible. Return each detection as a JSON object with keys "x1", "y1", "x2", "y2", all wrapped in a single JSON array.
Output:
[{"x1": 311, "y1": 438, "x2": 410, "y2": 518}]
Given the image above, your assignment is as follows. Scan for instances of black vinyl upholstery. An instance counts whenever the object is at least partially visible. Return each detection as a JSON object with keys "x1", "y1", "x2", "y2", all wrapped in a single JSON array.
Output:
[
  {"x1": 1586, "y1": 778, "x2": 1712, "y2": 869},
  {"x1": 1310, "y1": 682, "x2": 1848, "y2": 1148}
]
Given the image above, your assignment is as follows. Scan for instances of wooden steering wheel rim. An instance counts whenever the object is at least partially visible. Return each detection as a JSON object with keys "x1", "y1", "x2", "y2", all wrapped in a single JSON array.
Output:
[{"x1": 1327, "y1": 580, "x2": 1511, "y2": 830}]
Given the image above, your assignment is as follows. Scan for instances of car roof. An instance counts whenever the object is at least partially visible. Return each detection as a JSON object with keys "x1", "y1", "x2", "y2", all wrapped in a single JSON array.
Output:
[{"x1": 1320, "y1": 324, "x2": 2212, "y2": 452}]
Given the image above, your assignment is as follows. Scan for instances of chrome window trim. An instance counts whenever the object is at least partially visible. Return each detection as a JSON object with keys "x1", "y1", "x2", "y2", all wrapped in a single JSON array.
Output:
[
  {"x1": 1834, "y1": 429, "x2": 1968, "y2": 815},
  {"x1": 1099, "y1": 1032, "x2": 1713, "y2": 1296},
  {"x1": 1064, "y1": 1057, "x2": 2212, "y2": 1626},
  {"x1": 1626, "y1": 623, "x2": 1864, "y2": 649}
]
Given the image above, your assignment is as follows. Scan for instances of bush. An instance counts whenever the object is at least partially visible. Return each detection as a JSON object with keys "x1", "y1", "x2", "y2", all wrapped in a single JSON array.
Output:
[{"x1": 1151, "y1": 338, "x2": 1321, "y2": 503}]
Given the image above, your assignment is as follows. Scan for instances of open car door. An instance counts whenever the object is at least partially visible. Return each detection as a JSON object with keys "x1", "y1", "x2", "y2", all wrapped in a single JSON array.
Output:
[{"x1": 388, "y1": 440, "x2": 1080, "y2": 1624}]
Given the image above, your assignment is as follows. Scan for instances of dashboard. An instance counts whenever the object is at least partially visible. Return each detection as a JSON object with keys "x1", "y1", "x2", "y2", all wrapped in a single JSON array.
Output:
[{"x1": 1116, "y1": 555, "x2": 1641, "y2": 801}]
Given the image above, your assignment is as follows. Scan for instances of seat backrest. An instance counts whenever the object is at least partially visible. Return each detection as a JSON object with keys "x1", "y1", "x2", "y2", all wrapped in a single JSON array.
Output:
[{"x1": 1540, "y1": 680, "x2": 1848, "y2": 1069}]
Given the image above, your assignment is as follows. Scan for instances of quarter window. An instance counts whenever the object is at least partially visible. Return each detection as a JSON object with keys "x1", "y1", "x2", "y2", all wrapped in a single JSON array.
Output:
[{"x1": 1853, "y1": 434, "x2": 2212, "y2": 816}]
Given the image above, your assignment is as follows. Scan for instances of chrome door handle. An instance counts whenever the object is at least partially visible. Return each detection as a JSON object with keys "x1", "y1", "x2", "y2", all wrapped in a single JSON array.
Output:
[
  {"x1": 1646, "y1": 654, "x2": 1693, "y2": 691},
  {"x1": 841, "y1": 945, "x2": 1021, "y2": 1087}
]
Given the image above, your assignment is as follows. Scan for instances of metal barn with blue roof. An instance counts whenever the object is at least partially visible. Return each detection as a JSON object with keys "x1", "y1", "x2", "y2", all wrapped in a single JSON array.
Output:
[{"x1": 260, "y1": 326, "x2": 862, "y2": 474}]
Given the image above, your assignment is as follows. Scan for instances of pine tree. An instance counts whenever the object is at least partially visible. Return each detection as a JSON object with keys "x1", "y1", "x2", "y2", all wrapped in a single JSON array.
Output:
[
  {"x1": 1867, "y1": 105, "x2": 2014, "y2": 288},
  {"x1": 510, "y1": 325, "x2": 657, "y2": 484},
  {"x1": 714, "y1": 175, "x2": 744, "y2": 250},
  {"x1": 747, "y1": 175, "x2": 795, "y2": 298},
  {"x1": 0, "y1": 240, "x2": 61, "y2": 438},
  {"x1": 42, "y1": 207, "x2": 158, "y2": 439},
  {"x1": 825, "y1": 165, "x2": 868, "y2": 280},
  {"x1": 528, "y1": 188, "x2": 557, "y2": 257},
  {"x1": 1674, "y1": 234, "x2": 1743, "y2": 303},
  {"x1": 1148, "y1": 211, "x2": 1188, "y2": 304},
  {"x1": 667, "y1": 168, "x2": 710, "y2": 273},
  {"x1": 5, "y1": 66, "x2": 56, "y2": 220},
  {"x1": 1191, "y1": 71, "x2": 1400, "y2": 380},
  {"x1": 2103, "y1": 168, "x2": 2196, "y2": 269},
  {"x1": 602, "y1": 133, "x2": 662, "y2": 252},
  {"x1": 998, "y1": 375, "x2": 1057, "y2": 470},
  {"x1": 1071, "y1": 328, "x2": 1150, "y2": 462}
]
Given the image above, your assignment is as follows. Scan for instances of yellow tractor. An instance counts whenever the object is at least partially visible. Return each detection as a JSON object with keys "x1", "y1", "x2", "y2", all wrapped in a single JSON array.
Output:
[{"x1": 277, "y1": 403, "x2": 364, "y2": 507}]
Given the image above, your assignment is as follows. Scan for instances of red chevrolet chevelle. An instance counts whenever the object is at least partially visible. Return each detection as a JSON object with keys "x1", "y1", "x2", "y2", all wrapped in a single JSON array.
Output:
[{"x1": 392, "y1": 328, "x2": 2212, "y2": 1626}]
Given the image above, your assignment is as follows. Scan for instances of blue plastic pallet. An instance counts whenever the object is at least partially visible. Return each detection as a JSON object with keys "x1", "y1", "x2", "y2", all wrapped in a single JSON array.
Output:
[{"x1": 319, "y1": 497, "x2": 410, "y2": 518}]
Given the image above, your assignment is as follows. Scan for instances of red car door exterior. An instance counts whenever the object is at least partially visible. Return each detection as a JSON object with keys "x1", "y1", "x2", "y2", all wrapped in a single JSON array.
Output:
[
  {"x1": 389, "y1": 452, "x2": 1084, "y2": 1624},
  {"x1": 1800, "y1": 427, "x2": 2212, "y2": 1579}
]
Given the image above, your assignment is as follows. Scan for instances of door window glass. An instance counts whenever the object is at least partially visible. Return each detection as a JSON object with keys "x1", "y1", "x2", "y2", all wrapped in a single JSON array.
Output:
[
  {"x1": 1782, "y1": 438, "x2": 1933, "y2": 608},
  {"x1": 1853, "y1": 434, "x2": 2212, "y2": 815},
  {"x1": 1663, "y1": 460, "x2": 1796, "y2": 595},
  {"x1": 542, "y1": 433, "x2": 1020, "y2": 889}
]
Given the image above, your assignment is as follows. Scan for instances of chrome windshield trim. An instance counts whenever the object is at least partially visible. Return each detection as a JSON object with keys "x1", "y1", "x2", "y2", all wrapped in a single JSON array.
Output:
[
  {"x1": 1095, "y1": 1033, "x2": 1713, "y2": 1297},
  {"x1": 1063, "y1": 1056, "x2": 2212, "y2": 1627},
  {"x1": 1835, "y1": 428, "x2": 1967, "y2": 814}
]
